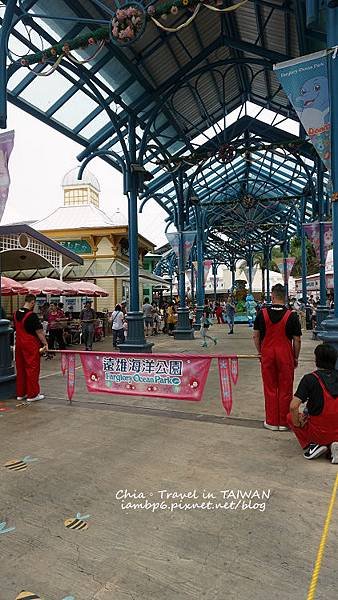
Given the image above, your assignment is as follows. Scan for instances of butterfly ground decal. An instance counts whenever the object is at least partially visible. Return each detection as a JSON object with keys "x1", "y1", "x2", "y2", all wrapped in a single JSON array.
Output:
[
  {"x1": 4, "y1": 456, "x2": 38, "y2": 472},
  {"x1": 15, "y1": 594, "x2": 75, "y2": 600},
  {"x1": 0, "y1": 521, "x2": 15, "y2": 534},
  {"x1": 64, "y1": 512, "x2": 90, "y2": 531}
]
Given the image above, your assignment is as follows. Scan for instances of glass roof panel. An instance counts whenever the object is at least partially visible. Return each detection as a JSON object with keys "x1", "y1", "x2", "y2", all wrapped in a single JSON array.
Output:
[
  {"x1": 121, "y1": 81, "x2": 146, "y2": 106},
  {"x1": 19, "y1": 71, "x2": 74, "y2": 112},
  {"x1": 52, "y1": 89, "x2": 99, "y2": 128},
  {"x1": 79, "y1": 110, "x2": 111, "y2": 138}
]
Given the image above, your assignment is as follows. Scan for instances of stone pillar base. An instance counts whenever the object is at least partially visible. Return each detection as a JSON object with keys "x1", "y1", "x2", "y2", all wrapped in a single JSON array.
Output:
[
  {"x1": 318, "y1": 318, "x2": 338, "y2": 366},
  {"x1": 174, "y1": 307, "x2": 194, "y2": 340},
  {"x1": 120, "y1": 311, "x2": 153, "y2": 353},
  {"x1": 0, "y1": 319, "x2": 16, "y2": 399}
]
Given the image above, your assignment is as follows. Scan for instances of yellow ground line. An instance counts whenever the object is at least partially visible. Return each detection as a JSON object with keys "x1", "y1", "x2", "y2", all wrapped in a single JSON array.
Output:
[{"x1": 307, "y1": 473, "x2": 338, "y2": 600}]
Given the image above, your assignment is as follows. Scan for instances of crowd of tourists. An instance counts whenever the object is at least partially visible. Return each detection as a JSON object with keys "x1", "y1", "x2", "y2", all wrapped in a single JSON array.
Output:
[{"x1": 11, "y1": 288, "x2": 338, "y2": 464}]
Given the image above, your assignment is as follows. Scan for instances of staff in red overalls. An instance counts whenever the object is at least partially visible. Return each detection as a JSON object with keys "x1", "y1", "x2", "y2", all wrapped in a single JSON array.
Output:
[
  {"x1": 288, "y1": 343, "x2": 338, "y2": 463},
  {"x1": 253, "y1": 284, "x2": 301, "y2": 431},
  {"x1": 14, "y1": 294, "x2": 48, "y2": 402}
]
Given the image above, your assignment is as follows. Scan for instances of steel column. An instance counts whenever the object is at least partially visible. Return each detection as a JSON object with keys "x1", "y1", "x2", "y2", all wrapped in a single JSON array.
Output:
[
  {"x1": 319, "y1": 4, "x2": 338, "y2": 352},
  {"x1": 194, "y1": 209, "x2": 205, "y2": 330},
  {"x1": 212, "y1": 260, "x2": 217, "y2": 303},
  {"x1": 0, "y1": 0, "x2": 17, "y2": 129},
  {"x1": 0, "y1": 0, "x2": 17, "y2": 398},
  {"x1": 248, "y1": 250, "x2": 253, "y2": 294},
  {"x1": 265, "y1": 245, "x2": 271, "y2": 303},
  {"x1": 283, "y1": 242, "x2": 289, "y2": 301},
  {"x1": 301, "y1": 222, "x2": 308, "y2": 304},
  {"x1": 317, "y1": 160, "x2": 327, "y2": 306},
  {"x1": 122, "y1": 117, "x2": 152, "y2": 352},
  {"x1": 174, "y1": 170, "x2": 194, "y2": 340},
  {"x1": 231, "y1": 262, "x2": 236, "y2": 291},
  {"x1": 190, "y1": 260, "x2": 195, "y2": 305}
]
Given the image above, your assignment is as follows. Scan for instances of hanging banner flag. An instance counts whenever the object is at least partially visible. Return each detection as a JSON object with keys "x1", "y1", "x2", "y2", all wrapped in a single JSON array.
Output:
[
  {"x1": 79, "y1": 353, "x2": 212, "y2": 401},
  {"x1": 203, "y1": 260, "x2": 212, "y2": 286},
  {"x1": 285, "y1": 257, "x2": 296, "y2": 281},
  {"x1": 304, "y1": 221, "x2": 332, "y2": 263},
  {"x1": 0, "y1": 130, "x2": 14, "y2": 221},
  {"x1": 230, "y1": 357, "x2": 239, "y2": 385},
  {"x1": 66, "y1": 353, "x2": 76, "y2": 402},
  {"x1": 166, "y1": 232, "x2": 180, "y2": 260},
  {"x1": 61, "y1": 353, "x2": 67, "y2": 376},
  {"x1": 304, "y1": 222, "x2": 320, "y2": 259},
  {"x1": 275, "y1": 258, "x2": 284, "y2": 275},
  {"x1": 274, "y1": 50, "x2": 331, "y2": 172},
  {"x1": 323, "y1": 222, "x2": 333, "y2": 262},
  {"x1": 218, "y1": 357, "x2": 237, "y2": 416},
  {"x1": 166, "y1": 231, "x2": 196, "y2": 268},
  {"x1": 275, "y1": 257, "x2": 295, "y2": 283},
  {"x1": 182, "y1": 231, "x2": 196, "y2": 267},
  {"x1": 244, "y1": 265, "x2": 258, "y2": 285}
]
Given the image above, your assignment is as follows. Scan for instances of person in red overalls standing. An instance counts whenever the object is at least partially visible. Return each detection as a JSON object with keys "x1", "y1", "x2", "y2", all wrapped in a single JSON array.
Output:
[
  {"x1": 253, "y1": 284, "x2": 301, "y2": 431},
  {"x1": 14, "y1": 294, "x2": 48, "y2": 402},
  {"x1": 288, "y1": 343, "x2": 338, "y2": 463}
]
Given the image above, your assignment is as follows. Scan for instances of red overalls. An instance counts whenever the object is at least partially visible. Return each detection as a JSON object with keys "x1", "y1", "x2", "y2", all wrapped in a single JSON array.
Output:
[
  {"x1": 261, "y1": 308, "x2": 294, "y2": 427},
  {"x1": 287, "y1": 373, "x2": 338, "y2": 448},
  {"x1": 14, "y1": 311, "x2": 41, "y2": 399}
]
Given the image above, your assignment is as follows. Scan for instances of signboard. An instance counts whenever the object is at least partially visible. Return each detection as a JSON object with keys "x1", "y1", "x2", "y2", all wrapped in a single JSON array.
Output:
[
  {"x1": 60, "y1": 352, "x2": 241, "y2": 414},
  {"x1": 60, "y1": 240, "x2": 92, "y2": 254},
  {"x1": 80, "y1": 353, "x2": 211, "y2": 400}
]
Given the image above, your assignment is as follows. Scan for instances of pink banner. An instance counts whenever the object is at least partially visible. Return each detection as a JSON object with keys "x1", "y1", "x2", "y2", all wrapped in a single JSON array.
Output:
[
  {"x1": 61, "y1": 353, "x2": 67, "y2": 376},
  {"x1": 230, "y1": 357, "x2": 239, "y2": 385},
  {"x1": 66, "y1": 354, "x2": 76, "y2": 402},
  {"x1": 285, "y1": 257, "x2": 296, "y2": 281},
  {"x1": 0, "y1": 130, "x2": 14, "y2": 221},
  {"x1": 218, "y1": 358, "x2": 233, "y2": 415},
  {"x1": 182, "y1": 231, "x2": 196, "y2": 267},
  {"x1": 80, "y1": 353, "x2": 212, "y2": 401},
  {"x1": 203, "y1": 260, "x2": 212, "y2": 286}
]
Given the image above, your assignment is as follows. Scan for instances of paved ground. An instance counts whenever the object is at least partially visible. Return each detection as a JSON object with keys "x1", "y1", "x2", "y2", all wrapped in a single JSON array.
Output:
[{"x1": 1, "y1": 324, "x2": 337, "y2": 600}]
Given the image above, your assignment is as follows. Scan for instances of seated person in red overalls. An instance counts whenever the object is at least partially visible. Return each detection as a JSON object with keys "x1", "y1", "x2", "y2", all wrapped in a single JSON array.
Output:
[{"x1": 288, "y1": 343, "x2": 338, "y2": 463}]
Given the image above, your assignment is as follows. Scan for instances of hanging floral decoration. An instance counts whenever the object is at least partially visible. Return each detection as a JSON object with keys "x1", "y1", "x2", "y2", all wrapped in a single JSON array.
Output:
[
  {"x1": 17, "y1": 0, "x2": 248, "y2": 70},
  {"x1": 111, "y1": 3, "x2": 147, "y2": 45},
  {"x1": 218, "y1": 144, "x2": 236, "y2": 163}
]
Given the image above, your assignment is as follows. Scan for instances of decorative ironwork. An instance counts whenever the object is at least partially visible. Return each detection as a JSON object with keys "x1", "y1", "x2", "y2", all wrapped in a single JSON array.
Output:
[{"x1": 0, "y1": 233, "x2": 61, "y2": 270}]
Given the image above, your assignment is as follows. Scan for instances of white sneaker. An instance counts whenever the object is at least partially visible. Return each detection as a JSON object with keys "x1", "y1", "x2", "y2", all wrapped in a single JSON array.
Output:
[
  {"x1": 331, "y1": 442, "x2": 338, "y2": 464},
  {"x1": 263, "y1": 421, "x2": 279, "y2": 431},
  {"x1": 16, "y1": 395, "x2": 27, "y2": 401},
  {"x1": 27, "y1": 394, "x2": 44, "y2": 402},
  {"x1": 278, "y1": 426, "x2": 290, "y2": 432}
]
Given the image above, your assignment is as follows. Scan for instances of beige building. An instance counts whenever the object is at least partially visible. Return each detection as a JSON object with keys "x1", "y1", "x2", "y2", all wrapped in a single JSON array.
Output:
[{"x1": 33, "y1": 168, "x2": 163, "y2": 311}]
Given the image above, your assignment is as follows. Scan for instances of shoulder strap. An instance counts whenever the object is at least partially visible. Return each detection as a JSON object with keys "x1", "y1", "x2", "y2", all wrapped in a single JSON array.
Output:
[
  {"x1": 22, "y1": 310, "x2": 33, "y2": 323},
  {"x1": 281, "y1": 309, "x2": 291, "y2": 325},
  {"x1": 261, "y1": 307, "x2": 270, "y2": 325}
]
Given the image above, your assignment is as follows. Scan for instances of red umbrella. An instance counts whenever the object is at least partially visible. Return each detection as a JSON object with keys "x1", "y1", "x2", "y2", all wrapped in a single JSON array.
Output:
[
  {"x1": 67, "y1": 281, "x2": 109, "y2": 297},
  {"x1": 0, "y1": 276, "x2": 30, "y2": 296},
  {"x1": 24, "y1": 277, "x2": 75, "y2": 295}
]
